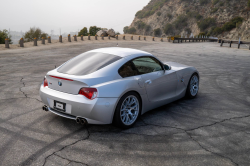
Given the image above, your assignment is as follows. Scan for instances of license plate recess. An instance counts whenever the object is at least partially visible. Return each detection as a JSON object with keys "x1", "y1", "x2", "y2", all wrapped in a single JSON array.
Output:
[{"x1": 54, "y1": 100, "x2": 66, "y2": 112}]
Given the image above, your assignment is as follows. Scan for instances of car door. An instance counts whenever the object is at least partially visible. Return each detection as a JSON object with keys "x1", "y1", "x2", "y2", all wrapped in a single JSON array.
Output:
[{"x1": 132, "y1": 56, "x2": 177, "y2": 103}]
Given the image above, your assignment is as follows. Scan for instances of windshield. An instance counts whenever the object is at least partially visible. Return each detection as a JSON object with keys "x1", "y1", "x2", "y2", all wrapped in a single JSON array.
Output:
[{"x1": 57, "y1": 52, "x2": 122, "y2": 75}]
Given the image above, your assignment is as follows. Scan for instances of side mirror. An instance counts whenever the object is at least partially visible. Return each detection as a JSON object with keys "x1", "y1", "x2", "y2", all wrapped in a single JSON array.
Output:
[{"x1": 164, "y1": 64, "x2": 171, "y2": 70}]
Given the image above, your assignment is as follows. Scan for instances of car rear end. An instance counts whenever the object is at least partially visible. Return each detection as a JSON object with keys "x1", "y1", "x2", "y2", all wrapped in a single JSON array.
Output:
[{"x1": 39, "y1": 51, "x2": 124, "y2": 124}]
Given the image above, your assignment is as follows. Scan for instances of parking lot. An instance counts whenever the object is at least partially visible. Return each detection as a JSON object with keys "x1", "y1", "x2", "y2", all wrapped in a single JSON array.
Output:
[{"x1": 0, "y1": 41, "x2": 250, "y2": 166}]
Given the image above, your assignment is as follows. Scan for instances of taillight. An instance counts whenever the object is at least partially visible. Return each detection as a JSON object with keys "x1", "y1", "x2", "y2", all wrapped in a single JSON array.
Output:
[
  {"x1": 79, "y1": 88, "x2": 98, "y2": 100},
  {"x1": 44, "y1": 77, "x2": 48, "y2": 87}
]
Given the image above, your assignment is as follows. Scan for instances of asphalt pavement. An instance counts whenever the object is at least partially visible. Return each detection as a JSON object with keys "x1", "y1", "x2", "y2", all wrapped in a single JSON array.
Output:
[{"x1": 0, "y1": 41, "x2": 249, "y2": 166}]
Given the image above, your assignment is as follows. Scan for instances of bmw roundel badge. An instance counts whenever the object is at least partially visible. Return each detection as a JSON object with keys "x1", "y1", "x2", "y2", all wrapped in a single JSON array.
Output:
[{"x1": 58, "y1": 81, "x2": 62, "y2": 86}]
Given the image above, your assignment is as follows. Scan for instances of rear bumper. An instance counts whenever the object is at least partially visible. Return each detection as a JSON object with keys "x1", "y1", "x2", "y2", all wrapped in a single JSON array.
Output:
[{"x1": 39, "y1": 85, "x2": 118, "y2": 124}]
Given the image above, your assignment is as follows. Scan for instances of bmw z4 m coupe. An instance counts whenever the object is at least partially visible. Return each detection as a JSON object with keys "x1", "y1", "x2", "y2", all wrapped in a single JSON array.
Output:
[{"x1": 40, "y1": 47, "x2": 199, "y2": 128}]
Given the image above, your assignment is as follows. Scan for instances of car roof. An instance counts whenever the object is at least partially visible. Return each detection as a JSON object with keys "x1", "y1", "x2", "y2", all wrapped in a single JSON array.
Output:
[{"x1": 87, "y1": 47, "x2": 152, "y2": 58}]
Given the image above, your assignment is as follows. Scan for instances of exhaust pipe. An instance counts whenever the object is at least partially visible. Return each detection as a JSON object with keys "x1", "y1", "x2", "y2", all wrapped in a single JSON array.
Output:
[
  {"x1": 42, "y1": 105, "x2": 48, "y2": 111},
  {"x1": 76, "y1": 117, "x2": 88, "y2": 126},
  {"x1": 76, "y1": 117, "x2": 81, "y2": 124}
]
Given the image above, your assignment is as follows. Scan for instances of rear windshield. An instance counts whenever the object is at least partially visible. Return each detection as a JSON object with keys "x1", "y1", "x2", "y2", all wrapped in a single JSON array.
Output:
[{"x1": 57, "y1": 52, "x2": 122, "y2": 75}]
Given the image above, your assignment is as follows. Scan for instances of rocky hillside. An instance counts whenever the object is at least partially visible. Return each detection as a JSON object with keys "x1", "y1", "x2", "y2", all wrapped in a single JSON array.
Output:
[{"x1": 125, "y1": 0, "x2": 250, "y2": 40}]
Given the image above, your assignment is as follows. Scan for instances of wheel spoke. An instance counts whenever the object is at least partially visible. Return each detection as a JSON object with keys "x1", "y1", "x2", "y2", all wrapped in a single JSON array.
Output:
[
  {"x1": 129, "y1": 99, "x2": 136, "y2": 106},
  {"x1": 126, "y1": 114, "x2": 130, "y2": 123},
  {"x1": 122, "y1": 115, "x2": 125, "y2": 121},
  {"x1": 130, "y1": 105, "x2": 138, "y2": 110},
  {"x1": 120, "y1": 95, "x2": 140, "y2": 125},
  {"x1": 190, "y1": 75, "x2": 199, "y2": 96},
  {"x1": 121, "y1": 111, "x2": 126, "y2": 117}
]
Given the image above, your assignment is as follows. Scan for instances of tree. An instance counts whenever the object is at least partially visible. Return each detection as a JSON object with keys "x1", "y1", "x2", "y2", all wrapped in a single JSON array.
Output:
[
  {"x1": 123, "y1": 26, "x2": 129, "y2": 34},
  {"x1": 0, "y1": 29, "x2": 12, "y2": 44},
  {"x1": 24, "y1": 27, "x2": 48, "y2": 42},
  {"x1": 89, "y1": 26, "x2": 101, "y2": 36},
  {"x1": 78, "y1": 27, "x2": 88, "y2": 36}
]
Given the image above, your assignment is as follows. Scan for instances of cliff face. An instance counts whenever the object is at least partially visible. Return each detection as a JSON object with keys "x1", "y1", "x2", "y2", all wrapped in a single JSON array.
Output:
[{"x1": 128, "y1": 0, "x2": 250, "y2": 40}]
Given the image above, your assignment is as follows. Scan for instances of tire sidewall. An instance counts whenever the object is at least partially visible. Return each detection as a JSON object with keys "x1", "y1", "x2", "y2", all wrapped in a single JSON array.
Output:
[
  {"x1": 113, "y1": 92, "x2": 141, "y2": 129},
  {"x1": 186, "y1": 73, "x2": 199, "y2": 99}
]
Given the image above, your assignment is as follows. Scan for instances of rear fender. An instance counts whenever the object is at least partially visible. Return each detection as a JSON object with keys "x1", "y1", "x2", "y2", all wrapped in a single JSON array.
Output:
[
  {"x1": 94, "y1": 77, "x2": 146, "y2": 98},
  {"x1": 94, "y1": 77, "x2": 148, "y2": 120}
]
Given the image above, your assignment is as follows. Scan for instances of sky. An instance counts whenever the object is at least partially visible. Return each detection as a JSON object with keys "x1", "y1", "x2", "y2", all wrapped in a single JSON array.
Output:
[{"x1": 1, "y1": 0, "x2": 150, "y2": 35}]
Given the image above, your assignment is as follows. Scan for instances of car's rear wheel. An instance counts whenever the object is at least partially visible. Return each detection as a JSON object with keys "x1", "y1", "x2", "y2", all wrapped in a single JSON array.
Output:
[
  {"x1": 186, "y1": 73, "x2": 199, "y2": 99},
  {"x1": 113, "y1": 92, "x2": 141, "y2": 129}
]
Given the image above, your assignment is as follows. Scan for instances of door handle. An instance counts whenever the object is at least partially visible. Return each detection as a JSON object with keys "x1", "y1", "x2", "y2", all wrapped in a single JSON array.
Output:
[{"x1": 145, "y1": 80, "x2": 152, "y2": 84}]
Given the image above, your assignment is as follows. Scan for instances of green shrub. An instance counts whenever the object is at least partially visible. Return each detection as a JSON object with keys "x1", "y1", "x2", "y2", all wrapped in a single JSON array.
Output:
[
  {"x1": 198, "y1": 32, "x2": 206, "y2": 37},
  {"x1": 248, "y1": 0, "x2": 250, "y2": 7},
  {"x1": 157, "y1": 11, "x2": 162, "y2": 16},
  {"x1": 236, "y1": 22, "x2": 242, "y2": 28},
  {"x1": 185, "y1": 27, "x2": 191, "y2": 34},
  {"x1": 197, "y1": 17, "x2": 216, "y2": 31},
  {"x1": 181, "y1": 0, "x2": 193, "y2": 2},
  {"x1": 128, "y1": 27, "x2": 136, "y2": 34},
  {"x1": 230, "y1": 16, "x2": 244, "y2": 25},
  {"x1": 187, "y1": 11, "x2": 203, "y2": 20},
  {"x1": 221, "y1": 16, "x2": 243, "y2": 31},
  {"x1": 154, "y1": 28, "x2": 162, "y2": 36},
  {"x1": 0, "y1": 29, "x2": 12, "y2": 44},
  {"x1": 144, "y1": 11, "x2": 152, "y2": 18},
  {"x1": 219, "y1": 2, "x2": 224, "y2": 6},
  {"x1": 167, "y1": 13, "x2": 172, "y2": 19},
  {"x1": 196, "y1": 14, "x2": 203, "y2": 20},
  {"x1": 89, "y1": 26, "x2": 101, "y2": 36},
  {"x1": 135, "y1": 10, "x2": 143, "y2": 18},
  {"x1": 213, "y1": 27, "x2": 223, "y2": 35},
  {"x1": 124, "y1": 26, "x2": 137, "y2": 34},
  {"x1": 174, "y1": 15, "x2": 188, "y2": 28},
  {"x1": 24, "y1": 27, "x2": 48, "y2": 42},
  {"x1": 164, "y1": 23, "x2": 173, "y2": 34},
  {"x1": 222, "y1": 22, "x2": 235, "y2": 31},
  {"x1": 135, "y1": 0, "x2": 167, "y2": 18},
  {"x1": 78, "y1": 27, "x2": 88, "y2": 36},
  {"x1": 213, "y1": 0, "x2": 219, "y2": 5},
  {"x1": 211, "y1": 8, "x2": 218, "y2": 13},
  {"x1": 200, "y1": 0, "x2": 210, "y2": 5},
  {"x1": 135, "y1": 21, "x2": 146, "y2": 29},
  {"x1": 145, "y1": 25, "x2": 151, "y2": 32}
]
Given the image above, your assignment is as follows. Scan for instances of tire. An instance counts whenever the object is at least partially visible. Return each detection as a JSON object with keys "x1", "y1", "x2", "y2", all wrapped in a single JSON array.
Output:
[
  {"x1": 113, "y1": 92, "x2": 141, "y2": 129},
  {"x1": 186, "y1": 73, "x2": 199, "y2": 99}
]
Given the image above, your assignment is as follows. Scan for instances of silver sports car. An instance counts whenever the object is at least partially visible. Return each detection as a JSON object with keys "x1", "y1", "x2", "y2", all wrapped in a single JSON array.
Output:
[{"x1": 40, "y1": 47, "x2": 199, "y2": 128}]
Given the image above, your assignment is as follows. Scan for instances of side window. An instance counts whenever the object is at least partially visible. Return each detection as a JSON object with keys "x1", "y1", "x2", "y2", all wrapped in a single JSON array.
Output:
[
  {"x1": 118, "y1": 61, "x2": 138, "y2": 78},
  {"x1": 132, "y1": 57, "x2": 163, "y2": 75}
]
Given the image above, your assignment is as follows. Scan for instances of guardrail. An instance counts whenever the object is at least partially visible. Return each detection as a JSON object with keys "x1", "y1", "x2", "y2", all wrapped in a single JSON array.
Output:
[
  {"x1": 168, "y1": 37, "x2": 218, "y2": 43},
  {"x1": 4, "y1": 35, "x2": 249, "y2": 51},
  {"x1": 219, "y1": 39, "x2": 250, "y2": 50}
]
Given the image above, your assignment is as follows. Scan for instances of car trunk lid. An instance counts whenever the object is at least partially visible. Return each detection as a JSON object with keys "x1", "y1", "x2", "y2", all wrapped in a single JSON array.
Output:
[{"x1": 46, "y1": 75, "x2": 88, "y2": 95}]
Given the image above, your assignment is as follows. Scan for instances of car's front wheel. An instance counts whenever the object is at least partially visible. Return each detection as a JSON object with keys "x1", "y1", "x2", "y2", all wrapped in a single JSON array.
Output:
[{"x1": 113, "y1": 92, "x2": 141, "y2": 129}]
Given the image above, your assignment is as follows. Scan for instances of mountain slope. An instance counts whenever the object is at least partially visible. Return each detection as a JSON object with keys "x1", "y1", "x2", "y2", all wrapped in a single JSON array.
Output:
[{"x1": 125, "y1": 0, "x2": 250, "y2": 40}]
